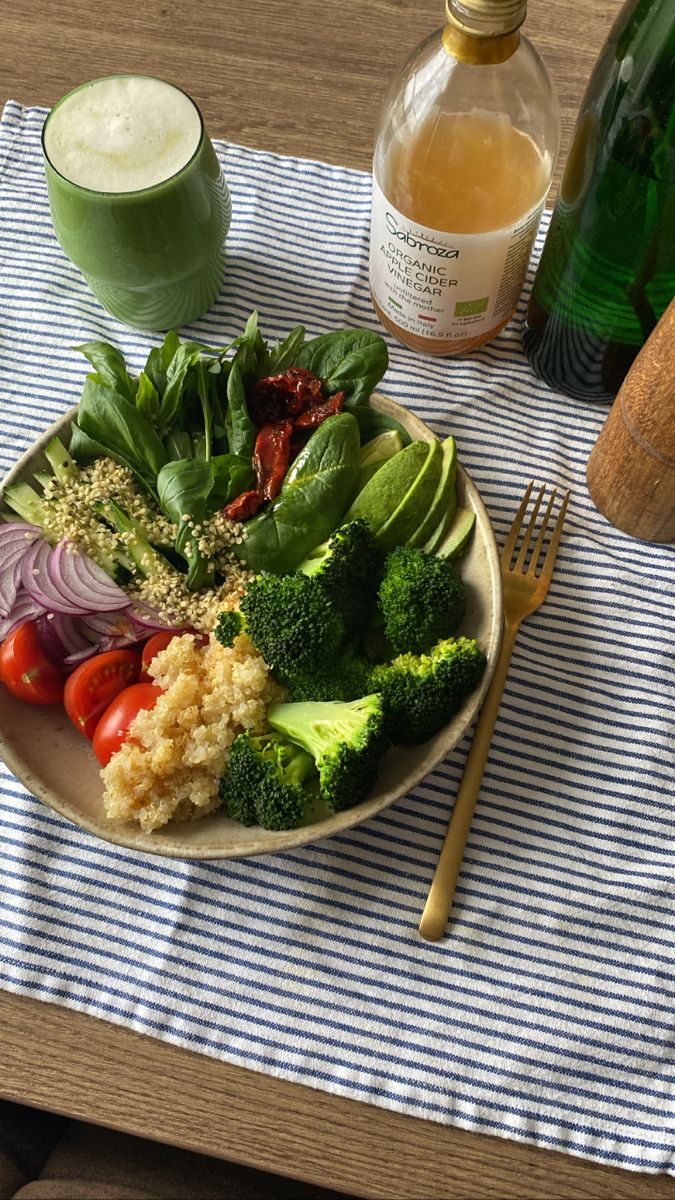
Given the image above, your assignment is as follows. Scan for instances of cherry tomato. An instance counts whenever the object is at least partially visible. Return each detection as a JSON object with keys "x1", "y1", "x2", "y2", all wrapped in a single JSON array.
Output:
[
  {"x1": 0, "y1": 622, "x2": 64, "y2": 706},
  {"x1": 139, "y1": 631, "x2": 177, "y2": 681},
  {"x1": 64, "y1": 649, "x2": 142, "y2": 740},
  {"x1": 92, "y1": 682, "x2": 162, "y2": 767}
]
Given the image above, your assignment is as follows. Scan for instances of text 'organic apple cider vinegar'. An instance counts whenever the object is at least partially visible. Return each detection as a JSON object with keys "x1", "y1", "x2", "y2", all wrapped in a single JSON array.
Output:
[{"x1": 370, "y1": 0, "x2": 560, "y2": 356}]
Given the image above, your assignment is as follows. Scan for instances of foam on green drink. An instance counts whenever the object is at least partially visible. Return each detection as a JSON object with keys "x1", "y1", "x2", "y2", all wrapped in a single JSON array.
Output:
[{"x1": 43, "y1": 76, "x2": 203, "y2": 193}]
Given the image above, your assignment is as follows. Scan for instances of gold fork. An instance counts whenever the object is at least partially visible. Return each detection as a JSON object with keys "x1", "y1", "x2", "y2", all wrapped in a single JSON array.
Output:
[{"x1": 418, "y1": 481, "x2": 571, "y2": 942}]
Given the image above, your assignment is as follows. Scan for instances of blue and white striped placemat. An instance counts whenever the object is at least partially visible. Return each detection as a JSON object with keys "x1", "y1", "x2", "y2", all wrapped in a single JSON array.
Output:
[{"x1": 1, "y1": 100, "x2": 674, "y2": 1177}]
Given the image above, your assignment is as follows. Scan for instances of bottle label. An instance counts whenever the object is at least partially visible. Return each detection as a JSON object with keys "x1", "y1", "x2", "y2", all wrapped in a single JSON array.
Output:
[{"x1": 369, "y1": 178, "x2": 545, "y2": 341}]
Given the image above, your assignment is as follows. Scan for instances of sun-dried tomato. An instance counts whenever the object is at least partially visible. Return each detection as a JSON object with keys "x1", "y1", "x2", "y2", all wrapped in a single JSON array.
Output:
[
  {"x1": 248, "y1": 367, "x2": 324, "y2": 426},
  {"x1": 294, "y1": 391, "x2": 345, "y2": 429},
  {"x1": 223, "y1": 490, "x2": 262, "y2": 522},
  {"x1": 223, "y1": 370, "x2": 345, "y2": 521},
  {"x1": 254, "y1": 419, "x2": 293, "y2": 502}
]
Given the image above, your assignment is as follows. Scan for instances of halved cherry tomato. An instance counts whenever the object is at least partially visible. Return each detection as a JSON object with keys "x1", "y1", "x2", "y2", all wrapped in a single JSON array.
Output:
[
  {"x1": 0, "y1": 622, "x2": 64, "y2": 706},
  {"x1": 139, "y1": 632, "x2": 178, "y2": 681},
  {"x1": 64, "y1": 649, "x2": 141, "y2": 740},
  {"x1": 93, "y1": 682, "x2": 162, "y2": 767}
]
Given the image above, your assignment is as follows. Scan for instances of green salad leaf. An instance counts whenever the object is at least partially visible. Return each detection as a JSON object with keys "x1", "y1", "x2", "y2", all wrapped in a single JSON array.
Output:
[
  {"x1": 143, "y1": 330, "x2": 181, "y2": 396},
  {"x1": 135, "y1": 370, "x2": 160, "y2": 424},
  {"x1": 225, "y1": 363, "x2": 257, "y2": 460},
  {"x1": 236, "y1": 413, "x2": 361, "y2": 575},
  {"x1": 349, "y1": 404, "x2": 412, "y2": 447},
  {"x1": 210, "y1": 453, "x2": 255, "y2": 510},
  {"x1": 157, "y1": 457, "x2": 215, "y2": 590},
  {"x1": 293, "y1": 329, "x2": 388, "y2": 405},
  {"x1": 74, "y1": 340, "x2": 136, "y2": 403},
  {"x1": 266, "y1": 324, "x2": 305, "y2": 375},
  {"x1": 77, "y1": 377, "x2": 167, "y2": 493}
]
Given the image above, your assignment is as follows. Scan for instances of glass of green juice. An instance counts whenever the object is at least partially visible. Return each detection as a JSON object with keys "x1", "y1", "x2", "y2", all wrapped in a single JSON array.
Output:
[{"x1": 42, "y1": 75, "x2": 231, "y2": 331}]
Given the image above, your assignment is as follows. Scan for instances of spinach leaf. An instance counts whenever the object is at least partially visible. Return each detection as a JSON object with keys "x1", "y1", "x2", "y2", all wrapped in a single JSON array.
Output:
[
  {"x1": 77, "y1": 377, "x2": 167, "y2": 489},
  {"x1": 158, "y1": 340, "x2": 218, "y2": 429},
  {"x1": 135, "y1": 370, "x2": 160, "y2": 424},
  {"x1": 235, "y1": 413, "x2": 361, "y2": 574},
  {"x1": 209, "y1": 454, "x2": 255, "y2": 510},
  {"x1": 69, "y1": 420, "x2": 135, "y2": 474},
  {"x1": 157, "y1": 458, "x2": 215, "y2": 590},
  {"x1": 225, "y1": 363, "x2": 257, "y2": 459},
  {"x1": 211, "y1": 370, "x2": 229, "y2": 449},
  {"x1": 293, "y1": 329, "x2": 388, "y2": 405},
  {"x1": 196, "y1": 360, "x2": 212, "y2": 462},
  {"x1": 191, "y1": 433, "x2": 207, "y2": 460},
  {"x1": 265, "y1": 324, "x2": 305, "y2": 375},
  {"x1": 231, "y1": 310, "x2": 268, "y2": 383},
  {"x1": 143, "y1": 330, "x2": 181, "y2": 396},
  {"x1": 165, "y1": 431, "x2": 193, "y2": 460},
  {"x1": 74, "y1": 341, "x2": 135, "y2": 403},
  {"x1": 350, "y1": 404, "x2": 412, "y2": 447}
]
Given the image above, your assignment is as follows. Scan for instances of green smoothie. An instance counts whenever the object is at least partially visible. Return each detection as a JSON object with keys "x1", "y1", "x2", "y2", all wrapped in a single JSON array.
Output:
[{"x1": 42, "y1": 76, "x2": 231, "y2": 331}]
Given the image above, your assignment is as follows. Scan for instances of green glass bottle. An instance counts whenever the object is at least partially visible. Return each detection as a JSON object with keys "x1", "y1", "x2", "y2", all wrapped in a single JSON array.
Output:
[{"x1": 524, "y1": 0, "x2": 675, "y2": 401}]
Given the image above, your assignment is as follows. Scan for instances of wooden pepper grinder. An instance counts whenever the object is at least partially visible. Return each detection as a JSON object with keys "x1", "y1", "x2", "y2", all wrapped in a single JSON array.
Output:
[{"x1": 586, "y1": 298, "x2": 675, "y2": 543}]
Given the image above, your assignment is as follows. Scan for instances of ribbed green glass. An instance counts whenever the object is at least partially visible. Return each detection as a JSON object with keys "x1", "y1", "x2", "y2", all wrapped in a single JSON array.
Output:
[{"x1": 524, "y1": 0, "x2": 675, "y2": 401}]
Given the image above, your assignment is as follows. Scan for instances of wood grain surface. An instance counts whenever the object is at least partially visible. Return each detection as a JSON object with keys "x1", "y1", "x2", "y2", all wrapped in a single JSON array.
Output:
[{"x1": 4, "y1": 2, "x2": 674, "y2": 1198}]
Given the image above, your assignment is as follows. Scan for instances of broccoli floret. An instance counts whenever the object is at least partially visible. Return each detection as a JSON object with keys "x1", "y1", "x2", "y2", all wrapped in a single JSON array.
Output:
[
  {"x1": 285, "y1": 647, "x2": 371, "y2": 703},
  {"x1": 377, "y1": 545, "x2": 466, "y2": 655},
  {"x1": 368, "y1": 636, "x2": 487, "y2": 745},
  {"x1": 214, "y1": 573, "x2": 345, "y2": 684},
  {"x1": 297, "y1": 520, "x2": 382, "y2": 630},
  {"x1": 214, "y1": 610, "x2": 245, "y2": 648},
  {"x1": 267, "y1": 694, "x2": 388, "y2": 812},
  {"x1": 219, "y1": 729, "x2": 316, "y2": 830}
]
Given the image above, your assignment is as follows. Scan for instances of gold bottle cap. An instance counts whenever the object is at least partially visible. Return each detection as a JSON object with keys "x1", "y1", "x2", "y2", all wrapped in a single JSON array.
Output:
[{"x1": 445, "y1": 0, "x2": 527, "y2": 37}]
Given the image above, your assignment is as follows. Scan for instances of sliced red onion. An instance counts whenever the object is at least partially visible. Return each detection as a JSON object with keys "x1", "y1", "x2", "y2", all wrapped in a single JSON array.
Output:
[
  {"x1": 47, "y1": 541, "x2": 126, "y2": 613},
  {"x1": 64, "y1": 643, "x2": 109, "y2": 666},
  {"x1": 53, "y1": 613, "x2": 93, "y2": 654},
  {"x1": 0, "y1": 523, "x2": 42, "y2": 548},
  {"x1": 64, "y1": 632, "x2": 139, "y2": 666},
  {"x1": 0, "y1": 570, "x2": 17, "y2": 620},
  {"x1": 80, "y1": 612, "x2": 137, "y2": 639},
  {"x1": 11, "y1": 556, "x2": 24, "y2": 592},
  {"x1": 127, "y1": 600, "x2": 182, "y2": 633},
  {"x1": 3, "y1": 539, "x2": 36, "y2": 573},
  {"x1": 34, "y1": 612, "x2": 71, "y2": 666},
  {"x1": 0, "y1": 545, "x2": 33, "y2": 614},
  {"x1": 0, "y1": 528, "x2": 44, "y2": 617},
  {"x1": 0, "y1": 591, "x2": 44, "y2": 640},
  {"x1": 56, "y1": 540, "x2": 129, "y2": 610},
  {"x1": 22, "y1": 539, "x2": 84, "y2": 615},
  {"x1": 2, "y1": 528, "x2": 183, "y2": 667}
]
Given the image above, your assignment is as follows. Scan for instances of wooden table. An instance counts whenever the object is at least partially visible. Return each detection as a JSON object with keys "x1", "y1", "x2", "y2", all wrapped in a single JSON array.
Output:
[{"x1": 3, "y1": 2, "x2": 675, "y2": 1197}]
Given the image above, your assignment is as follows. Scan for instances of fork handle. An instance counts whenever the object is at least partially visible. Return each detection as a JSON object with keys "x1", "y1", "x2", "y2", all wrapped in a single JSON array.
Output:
[{"x1": 418, "y1": 620, "x2": 517, "y2": 942}]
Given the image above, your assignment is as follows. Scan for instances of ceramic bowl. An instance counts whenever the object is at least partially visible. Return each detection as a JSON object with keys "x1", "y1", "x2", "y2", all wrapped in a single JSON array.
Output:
[{"x1": 0, "y1": 394, "x2": 502, "y2": 858}]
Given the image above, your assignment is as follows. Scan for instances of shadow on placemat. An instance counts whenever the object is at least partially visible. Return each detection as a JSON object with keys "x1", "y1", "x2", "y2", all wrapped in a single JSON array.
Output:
[{"x1": 0, "y1": 1099, "x2": 357, "y2": 1200}]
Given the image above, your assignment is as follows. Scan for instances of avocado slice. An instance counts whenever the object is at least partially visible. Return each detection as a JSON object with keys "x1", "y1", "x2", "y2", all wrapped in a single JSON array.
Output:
[
  {"x1": 408, "y1": 435, "x2": 457, "y2": 548},
  {"x1": 346, "y1": 440, "x2": 429, "y2": 532},
  {"x1": 357, "y1": 430, "x2": 403, "y2": 488},
  {"x1": 375, "y1": 438, "x2": 443, "y2": 551},
  {"x1": 423, "y1": 494, "x2": 456, "y2": 554},
  {"x1": 434, "y1": 507, "x2": 476, "y2": 560}
]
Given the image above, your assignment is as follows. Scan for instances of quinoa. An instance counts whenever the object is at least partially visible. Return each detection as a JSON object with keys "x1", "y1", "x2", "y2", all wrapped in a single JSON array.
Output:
[{"x1": 101, "y1": 632, "x2": 284, "y2": 832}]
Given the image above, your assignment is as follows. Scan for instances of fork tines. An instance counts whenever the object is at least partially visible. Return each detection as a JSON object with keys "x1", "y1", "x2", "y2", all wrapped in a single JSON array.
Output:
[{"x1": 502, "y1": 482, "x2": 571, "y2": 577}]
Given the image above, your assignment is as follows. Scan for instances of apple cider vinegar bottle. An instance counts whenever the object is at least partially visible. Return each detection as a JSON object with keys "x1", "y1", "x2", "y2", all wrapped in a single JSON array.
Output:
[{"x1": 369, "y1": 0, "x2": 560, "y2": 356}]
